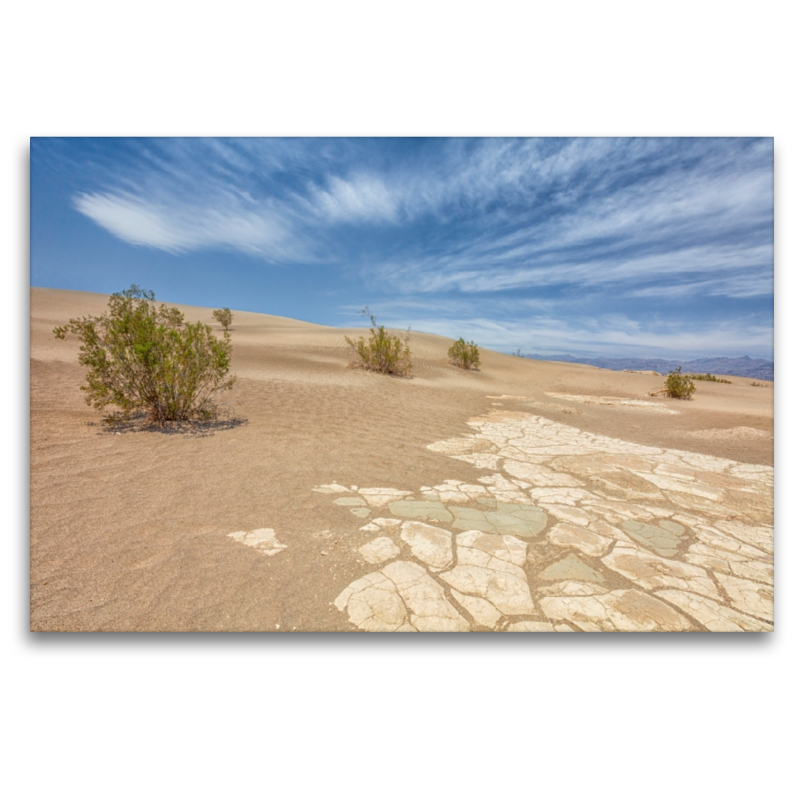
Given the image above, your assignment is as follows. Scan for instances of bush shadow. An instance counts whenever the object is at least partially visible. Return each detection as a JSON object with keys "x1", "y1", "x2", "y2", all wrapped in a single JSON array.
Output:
[{"x1": 90, "y1": 411, "x2": 247, "y2": 438}]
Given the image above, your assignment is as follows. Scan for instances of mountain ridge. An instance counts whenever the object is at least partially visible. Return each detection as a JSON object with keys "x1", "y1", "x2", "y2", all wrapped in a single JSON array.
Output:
[{"x1": 522, "y1": 354, "x2": 774, "y2": 381}]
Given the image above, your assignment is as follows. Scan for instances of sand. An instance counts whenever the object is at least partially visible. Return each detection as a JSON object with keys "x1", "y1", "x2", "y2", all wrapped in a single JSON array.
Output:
[{"x1": 30, "y1": 288, "x2": 774, "y2": 632}]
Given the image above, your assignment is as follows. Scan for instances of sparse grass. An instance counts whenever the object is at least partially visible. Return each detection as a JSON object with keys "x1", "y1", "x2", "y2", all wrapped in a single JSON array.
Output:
[
  {"x1": 685, "y1": 373, "x2": 732, "y2": 384},
  {"x1": 344, "y1": 307, "x2": 412, "y2": 376},
  {"x1": 448, "y1": 337, "x2": 481, "y2": 370},
  {"x1": 664, "y1": 366, "x2": 696, "y2": 400},
  {"x1": 750, "y1": 381, "x2": 768, "y2": 387}
]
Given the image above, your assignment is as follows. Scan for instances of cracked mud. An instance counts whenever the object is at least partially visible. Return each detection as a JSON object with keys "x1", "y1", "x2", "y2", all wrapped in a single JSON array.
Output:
[{"x1": 316, "y1": 411, "x2": 773, "y2": 632}]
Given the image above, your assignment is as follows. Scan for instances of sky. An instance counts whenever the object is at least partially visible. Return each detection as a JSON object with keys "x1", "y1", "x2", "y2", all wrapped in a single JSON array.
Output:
[{"x1": 30, "y1": 137, "x2": 774, "y2": 360}]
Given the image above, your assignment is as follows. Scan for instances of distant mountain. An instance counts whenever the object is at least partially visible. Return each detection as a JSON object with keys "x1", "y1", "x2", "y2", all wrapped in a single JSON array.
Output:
[{"x1": 523, "y1": 353, "x2": 773, "y2": 381}]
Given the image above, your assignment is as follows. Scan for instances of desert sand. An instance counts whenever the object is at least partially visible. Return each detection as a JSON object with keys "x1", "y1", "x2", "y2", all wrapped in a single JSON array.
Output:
[{"x1": 30, "y1": 288, "x2": 774, "y2": 632}]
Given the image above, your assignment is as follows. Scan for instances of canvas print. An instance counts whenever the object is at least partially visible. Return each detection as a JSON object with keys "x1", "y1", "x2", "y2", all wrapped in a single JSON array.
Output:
[{"x1": 30, "y1": 137, "x2": 774, "y2": 632}]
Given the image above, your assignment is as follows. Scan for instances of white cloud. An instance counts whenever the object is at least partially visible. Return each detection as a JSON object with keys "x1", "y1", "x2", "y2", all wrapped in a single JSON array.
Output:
[
  {"x1": 74, "y1": 192, "x2": 189, "y2": 252},
  {"x1": 378, "y1": 311, "x2": 774, "y2": 360},
  {"x1": 73, "y1": 191, "x2": 310, "y2": 262},
  {"x1": 372, "y1": 233, "x2": 773, "y2": 299},
  {"x1": 309, "y1": 174, "x2": 400, "y2": 224},
  {"x1": 66, "y1": 138, "x2": 773, "y2": 344}
]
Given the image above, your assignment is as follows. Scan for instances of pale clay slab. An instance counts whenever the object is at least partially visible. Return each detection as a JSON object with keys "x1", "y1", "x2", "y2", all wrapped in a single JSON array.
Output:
[
  {"x1": 539, "y1": 589, "x2": 694, "y2": 632},
  {"x1": 456, "y1": 530, "x2": 528, "y2": 568},
  {"x1": 715, "y1": 572, "x2": 774, "y2": 621},
  {"x1": 399, "y1": 521, "x2": 453, "y2": 570},
  {"x1": 334, "y1": 572, "x2": 408, "y2": 632},
  {"x1": 335, "y1": 561, "x2": 469, "y2": 632},
  {"x1": 507, "y1": 621, "x2": 558, "y2": 632},
  {"x1": 357, "y1": 487, "x2": 414, "y2": 507},
  {"x1": 359, "y1": 537, "x2": 401, "y2": 565},
  {"x1": 440, "y1": 564, "x2": 535, "y2": 616},
  {"x1": 602, "y1": 544, "x2": 721, "y2": 600},
  {"x1": 451, "y1": 590, "x2": 503, "y2": 628},
  {"x1": 655, "y1": 590, "x2": 772, "y2": 632},
  {"x1": 547, "y1": 523, "x2": 613, "y2": 557},
  {"x1": 536, "y1": 581, "x2": 609, "y2": 597},
  {"x1": 227, "y1": 528, "x2": 287, "y2": 557},
  {"x1": 381, "y1": 561, "x2": 470, "y2": 632}
]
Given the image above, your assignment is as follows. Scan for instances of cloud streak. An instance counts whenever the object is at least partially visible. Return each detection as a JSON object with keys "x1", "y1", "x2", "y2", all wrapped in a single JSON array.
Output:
[
  {"x1": 33, "y1": 136, "x2": 773, "y2": 359},
  {"x1": 66, "y1": 138, "x2": 773, "y2": 296},
  {"x1": 73, "y1": 189, "x2": 311, "y2": 262},
  {"x1": 361, "y1": 296, "x2": 774, "y2": 360}
]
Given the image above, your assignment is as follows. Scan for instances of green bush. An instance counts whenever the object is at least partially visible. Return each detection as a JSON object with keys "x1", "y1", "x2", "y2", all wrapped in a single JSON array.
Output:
[
  {"x1": 664, "y1": 366, "x2": 696, "y2": 400},
  {"x1": 448, "y1": 337, "x2": 481, "y2": 370},
  {"x1": 213, "y1": 307, "x2": 233, "y2": 331},
  {"x1": 344, "y1": 307, "x2": 412, "y2": 376},
  {"x1": 685, "y1": 373, "x2": 731, "y2": 384},
  {"x1": 53, "y1": 285, "x2": 236, "y2": 425}
]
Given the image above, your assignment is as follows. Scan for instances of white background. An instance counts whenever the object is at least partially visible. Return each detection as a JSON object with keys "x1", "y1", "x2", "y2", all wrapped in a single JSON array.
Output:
[{"x1": 5, "y1": 2, "x2": 796, "y2": 798}]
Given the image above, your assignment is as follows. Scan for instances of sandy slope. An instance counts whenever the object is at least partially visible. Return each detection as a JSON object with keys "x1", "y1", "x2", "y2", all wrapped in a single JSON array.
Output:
[{"x1": 30, "y1": 288, "x2": 774, "y2": 632}]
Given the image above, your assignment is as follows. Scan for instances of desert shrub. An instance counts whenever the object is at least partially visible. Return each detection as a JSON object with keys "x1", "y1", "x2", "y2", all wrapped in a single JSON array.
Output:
[
  {"x1": 685, "y1": 373, "x2": 731, "y2": 384},
  {"x1": 664, "y1": 366, "x2": 696, "y2": 400},
  {"x1": 213, "y1": 307, "x2": 233, "y2": 331},
  {"x1": 448, "y1": 337, "x2": 481, "y2": 370},
  {"x1": 344, "y1": 307, "x2": 412, "y2": 376},
  {"x1": 53, "y1": 285, "x2": 236, "y2": 425}
]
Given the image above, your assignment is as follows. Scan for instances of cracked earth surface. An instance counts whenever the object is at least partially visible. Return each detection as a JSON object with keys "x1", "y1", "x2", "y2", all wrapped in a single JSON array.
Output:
[{"x1": 296, "y1": 411, "x2": 772, "y2": 632}]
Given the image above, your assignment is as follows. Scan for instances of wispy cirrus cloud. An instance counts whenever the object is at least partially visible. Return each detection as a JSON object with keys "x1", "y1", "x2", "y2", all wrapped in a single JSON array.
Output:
[
  {"x1": 307, "y1": 174, "x2": 401, "y2": 224},
  {"x1": 382, "y1": 240, "x2": 774, "y2": 297},
  {"x1": 34, "y1": 136, "x2": 773, "y2": 359},
  {"x1": 344, "y1": 286, "x2": 773, "y2": 360},
  {"x1": 73, "y1": 189, "x2": 312, "y2": 261},
  {"x1": 364, "y1": 140, "x2": 773, "y2": 301},
  {"x1": 66, "y1": 138, "x2": 773, "y2": 298},
  {"x1": 365, "y1": 305, "x2": 774, "y2": 360}
]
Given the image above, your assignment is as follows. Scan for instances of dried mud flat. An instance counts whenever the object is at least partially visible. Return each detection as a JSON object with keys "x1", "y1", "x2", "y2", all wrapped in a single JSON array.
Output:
[{"x1": 30, "y1": 288, "x2": 774, "y2": 632}]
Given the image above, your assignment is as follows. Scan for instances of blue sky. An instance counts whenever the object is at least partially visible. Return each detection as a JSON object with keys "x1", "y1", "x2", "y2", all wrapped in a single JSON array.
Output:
[{"x1": 30, "y1": 137, "x2": 774, "y2": 359}]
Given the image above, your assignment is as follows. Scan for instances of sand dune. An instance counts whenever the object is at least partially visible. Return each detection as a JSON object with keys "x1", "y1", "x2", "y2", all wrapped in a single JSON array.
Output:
[{"x1": 30, "y1": 288, "x2": 774, "y2": 632}]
